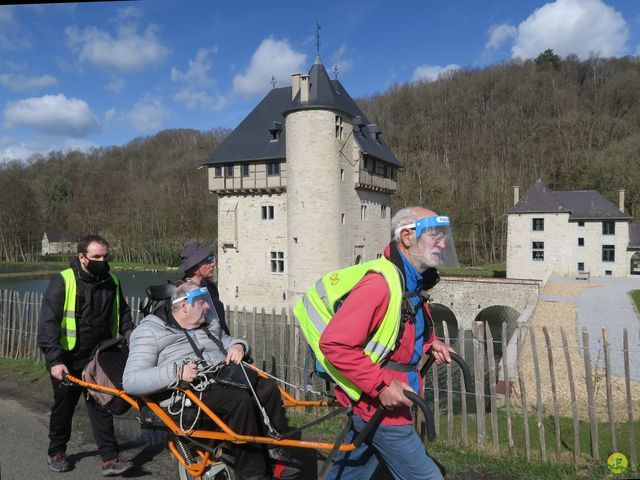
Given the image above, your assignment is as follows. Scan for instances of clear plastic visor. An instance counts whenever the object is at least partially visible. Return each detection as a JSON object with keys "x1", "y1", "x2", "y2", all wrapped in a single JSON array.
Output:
[
  {"x1": 395, "y1": 215, "x2": 459, "y2": 268},
  {"x1": 172, "y1": 285, "x2": 219, "y2": 324}
]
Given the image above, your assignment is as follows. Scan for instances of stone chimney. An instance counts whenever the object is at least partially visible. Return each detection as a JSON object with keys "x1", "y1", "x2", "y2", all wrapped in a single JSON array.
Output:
[
  {"x1": 299, "y1": 75, "x2": 310, "y2": 103},
  {"x1": 291, "y1": 73, "x2": 301, "y2": 100},
  {"x1": 513, "y1": 186, "x2": 520, "y2": 206},
  {"x1": 619, "y1": 188, "x2": 625, "y2": 213}
]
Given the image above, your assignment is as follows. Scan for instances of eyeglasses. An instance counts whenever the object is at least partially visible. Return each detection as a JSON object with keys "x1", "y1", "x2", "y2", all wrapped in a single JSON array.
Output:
[{"x1": 204, "y1": 255, "x2": 215, "y2": 263}]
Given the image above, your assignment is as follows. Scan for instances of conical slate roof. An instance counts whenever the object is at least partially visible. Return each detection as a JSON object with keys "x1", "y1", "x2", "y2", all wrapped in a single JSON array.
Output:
[{"x1": 204, "y1": 58, "x2": 400, "y2": 167}]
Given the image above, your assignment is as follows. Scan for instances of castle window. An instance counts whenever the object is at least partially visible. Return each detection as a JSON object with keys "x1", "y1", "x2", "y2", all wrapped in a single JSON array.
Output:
[
  {"x1": 578, "y1": 262, "x2": 585, "y2": 271},
  {"x1": 225, "y1": 165, "x2": 234, "y2": 177},
  {"x1": 578, "y1": 237, "x2": 584, "y2": 246},
  {"x1": 261, "y1": 205, "x2": 275, "y2": 220},
  {"x1": 270, "y1": 251, "x2": 285, "y2": 273},
  {"x1": 532, "y1": 241, "x2": 544, "y2": 261},
  {"x1": 267, "y1": 163, "x2": 280, "y2": 176},
  {"x1": 375, "y1": 162, "x2": 385, "y2": 176},
  {"x1": 381, "y1": 205, "x2": 388, "y2": 219},
  {"x1": 578, "y1": 221, "x2": 585, "y2": 227},
  {"x1": 602, "y1": 245, "x2": 615, "y2": 262},
  {"x1": 269, "y1": 121, "x2": 282, "y2": 141},
  {"x1": 335, "y1": 115, "x2": 343, "y2": 139},
  {"x1": 340, "y1": 169, "x2": 344, "y2": 181},
  {"x1": 341, "y1": 214, "x2": 346, "y2": 224},
  {"x1": 214, "y1": 167, "x2": 222, "y2": 178},
  {"x1": 602, "y1": 221, "x2": 615, "y2": 235},
  {"x1": 242, "y1": 164, "x2": 250, "y2": 177},
  {"x1": 361, "y1": 205, "x2": 367, "y2": 220},
  {"x1": 532, "y1": 218, "x2": 544, "y2": 231}
]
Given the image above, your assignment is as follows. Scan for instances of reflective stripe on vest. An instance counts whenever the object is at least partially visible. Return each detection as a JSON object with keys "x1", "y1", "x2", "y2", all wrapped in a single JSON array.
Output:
[
  {"x1": 59, "y1": 268, "x2": 121, "y2": 351},
  {"x1": 294, "y1": 257, "x2": 403, "y2": 401}
]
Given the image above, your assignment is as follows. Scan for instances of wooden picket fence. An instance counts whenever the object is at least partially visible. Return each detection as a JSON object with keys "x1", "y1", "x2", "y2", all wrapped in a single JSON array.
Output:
[{"x1": 1, "y1": 288, "x2": 638, "y2": 465}]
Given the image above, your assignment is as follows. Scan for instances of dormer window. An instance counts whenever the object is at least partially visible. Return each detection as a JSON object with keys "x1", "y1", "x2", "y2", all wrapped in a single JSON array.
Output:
[
  {"x1": 367, "y1": 124, "x2": 381, "y2": 143},
  {"x1": 269, "y1": 121, "x2": 282, "y2": 141}
]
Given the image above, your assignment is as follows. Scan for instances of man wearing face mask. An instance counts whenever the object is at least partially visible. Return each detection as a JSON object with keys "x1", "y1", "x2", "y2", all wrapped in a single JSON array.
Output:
[
  {"x1": 38, "y1": 235, "x2": 133, "y2": 476},
  {"x1": 296, "y1": 207, "x2": 459, "y2": 480}
]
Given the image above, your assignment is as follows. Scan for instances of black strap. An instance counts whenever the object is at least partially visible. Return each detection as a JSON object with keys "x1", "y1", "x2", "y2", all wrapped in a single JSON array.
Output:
[
  {"x1": 177, "y1": 318, "x2": 228, "y2": 360},
  {"x1": 384, "y1": 361, "x2": 417, "y2": 373},
  {"x1": 319, "y1": 409, "x2": 354, "y2": 479}
]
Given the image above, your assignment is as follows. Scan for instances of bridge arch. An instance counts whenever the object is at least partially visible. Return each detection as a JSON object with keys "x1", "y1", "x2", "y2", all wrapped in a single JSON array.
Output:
[
  {"x1": 430, "y1": 303, "x2": 459, "y2": 341},
  {"x1": 473, "y1": 305, "x2": 521, "y2": 358}
]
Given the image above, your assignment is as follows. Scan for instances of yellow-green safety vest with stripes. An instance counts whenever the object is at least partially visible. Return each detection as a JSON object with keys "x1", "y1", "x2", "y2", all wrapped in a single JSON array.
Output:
[
  {"x1": 293, "y1": 257, "x2": 404, "y2": 401},
  {"x1": 59, "y1": 268, "x2": 121, "y2": 351}
]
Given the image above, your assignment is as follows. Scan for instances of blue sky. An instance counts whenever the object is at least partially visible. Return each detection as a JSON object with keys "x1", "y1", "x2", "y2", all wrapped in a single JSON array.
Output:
[{"x1": 1, "y1": 0, "x2": 639, "y2": 161}]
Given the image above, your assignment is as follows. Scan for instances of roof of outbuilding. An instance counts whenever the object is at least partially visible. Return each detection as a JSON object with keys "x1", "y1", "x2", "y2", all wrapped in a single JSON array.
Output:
[
  {"x1": 203, "y1": 57, "x2": 401, "y2": 167},
  {"x1": 508, "y1": 179, "x2": 633, "y2": 220}
]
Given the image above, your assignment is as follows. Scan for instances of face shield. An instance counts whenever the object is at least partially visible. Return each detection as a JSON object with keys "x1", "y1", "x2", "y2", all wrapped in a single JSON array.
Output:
[
  {"x1": 172, "y1": 283, "x2": 220, "y2": 325},
  {"x1": 396, "y1": 215, "x2": 459, "y2": 268}
]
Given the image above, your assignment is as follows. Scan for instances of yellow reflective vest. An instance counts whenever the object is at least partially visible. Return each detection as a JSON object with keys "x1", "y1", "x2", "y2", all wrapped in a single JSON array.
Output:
[
  {"x1": 293, "y1": 257, "x2": 404, "y2": 401},
  {"x1": 59, "y1": 268, "x2": 121, "y2": 351}
]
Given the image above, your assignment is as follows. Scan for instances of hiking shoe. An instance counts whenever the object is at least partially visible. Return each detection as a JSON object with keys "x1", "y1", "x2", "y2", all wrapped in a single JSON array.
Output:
[
  {"x1": 101, "y1": 453, "x2": 133, "y2": 477},
  {"x1": 48, "y1": 452, "x2": 72, "y2": 473},
  {"x1": 270, "y1": 448, "x2": 303, "y2": 479}
]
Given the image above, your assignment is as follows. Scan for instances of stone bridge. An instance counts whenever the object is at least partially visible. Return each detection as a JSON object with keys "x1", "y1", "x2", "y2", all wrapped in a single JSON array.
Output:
[{"x1": 428, "y1": 276, "x2": 541, "y2": 336}]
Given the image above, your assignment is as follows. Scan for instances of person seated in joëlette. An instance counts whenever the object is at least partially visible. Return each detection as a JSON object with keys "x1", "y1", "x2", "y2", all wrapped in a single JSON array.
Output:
[{"x1": 123, "y1": 281, "x2": 300, "y2": 480}]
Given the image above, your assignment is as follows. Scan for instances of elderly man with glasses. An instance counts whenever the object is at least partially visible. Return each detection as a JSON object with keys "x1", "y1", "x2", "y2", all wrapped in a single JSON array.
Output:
[{"x1": 295, "y1": 206, "x2": 458, "y2": 480}]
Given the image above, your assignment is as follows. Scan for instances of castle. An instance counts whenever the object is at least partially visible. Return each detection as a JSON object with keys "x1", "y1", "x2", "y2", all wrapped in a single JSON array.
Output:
[{"x1": 203, "y1": 57, "x2": 401, "y2": 310}]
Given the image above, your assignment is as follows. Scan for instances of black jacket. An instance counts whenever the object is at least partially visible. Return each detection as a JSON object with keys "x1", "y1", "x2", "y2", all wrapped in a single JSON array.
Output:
[{"x1": 37, "y1": 258, "x2": 133, "y2": 370}]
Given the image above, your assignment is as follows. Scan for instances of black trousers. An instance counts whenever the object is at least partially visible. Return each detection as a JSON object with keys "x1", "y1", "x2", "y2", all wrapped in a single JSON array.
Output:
[
  {"x1": 200, "y1": 376, "x2": 289, "y2": 480},
  {"x1": 48, "y1": 369, "x2": 119, "y2": 461}
]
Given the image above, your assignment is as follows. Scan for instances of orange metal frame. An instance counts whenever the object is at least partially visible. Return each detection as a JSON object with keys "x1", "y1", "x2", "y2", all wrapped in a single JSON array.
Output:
[{"x1": 66, "y1": 370, "x2": 355, "y2": 455}]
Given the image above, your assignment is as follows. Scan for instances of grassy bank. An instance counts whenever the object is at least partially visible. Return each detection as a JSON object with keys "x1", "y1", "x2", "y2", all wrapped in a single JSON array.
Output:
[
  {"x1": 0, "y1": 260, "x2": 174, "y2": 281},
  {"x1": 440, "y1": 262, "x2": 506, "y2": 278},
  {"x1": 630, "y1": 290, "x2": 640, "y2": 314},
  {"x1": 0, "y1": 357, "x2": 48, "y2": 383}
]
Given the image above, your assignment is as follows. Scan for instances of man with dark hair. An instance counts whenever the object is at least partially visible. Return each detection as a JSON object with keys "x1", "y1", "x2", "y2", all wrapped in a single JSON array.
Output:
[{"x1": 38, "y1": 234, "x2": 134, "y2": 476}]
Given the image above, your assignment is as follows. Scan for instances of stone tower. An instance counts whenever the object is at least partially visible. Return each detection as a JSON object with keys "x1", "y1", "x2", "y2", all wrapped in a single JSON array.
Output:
[{"x1": 203, "y1": 57, "x2": 401, "y2": 311}]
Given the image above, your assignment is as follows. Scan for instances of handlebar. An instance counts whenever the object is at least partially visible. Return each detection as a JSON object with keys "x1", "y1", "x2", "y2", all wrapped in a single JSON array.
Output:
[{"x1": 420, "y1": 351, "x2": 474, "y2": 394}]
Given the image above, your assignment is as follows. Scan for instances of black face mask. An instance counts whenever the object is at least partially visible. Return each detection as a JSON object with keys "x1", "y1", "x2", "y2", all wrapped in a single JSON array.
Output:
[{"x1": 86, "y1": 259, "x2": 110, "y2": 278}]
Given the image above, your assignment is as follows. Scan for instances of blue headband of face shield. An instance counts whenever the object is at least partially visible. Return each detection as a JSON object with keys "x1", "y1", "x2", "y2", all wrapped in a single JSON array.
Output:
[
  {"x1": 395, "y1": 215, "x2": 450, "y2": 239},
  {"x1": 172, "y1": 286, "x2": 208, "y2": 305}
]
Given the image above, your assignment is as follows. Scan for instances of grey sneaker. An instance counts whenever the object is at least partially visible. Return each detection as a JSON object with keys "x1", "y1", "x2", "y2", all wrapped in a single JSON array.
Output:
[
  {"x1": 48, "y1": 452, "x2": 72, "y2": 473},
  {"x1": 101, "y1": 453, "x2": 133, "y2": 477}
]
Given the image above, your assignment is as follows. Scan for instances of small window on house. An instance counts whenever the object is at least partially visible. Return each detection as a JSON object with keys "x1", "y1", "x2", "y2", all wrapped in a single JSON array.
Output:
[
  {"x1": 335, "y1": 115, "x2": 343, "y2": 139},
  {"x1": 340, "y1": 169, "x2": 344, "y2": 181},
  {"x1": 578, "y1": 237, "x2": 584, "y2": 246},
  {"x1": 532, "y1": 241, "x2": 544, "y2": 261},
  {"x1": 214, "y1": 166, "x2": 222, "y2": 178},
  {"x1": 225, "y1": 165, "x2": 234, "y2": 177},
  {"x1": 269, "y1": 121, "x2": 282, "y2": 141},
  {"x1": 578, "y1": 262, "x2": 584, "y2": 272},
  {"x1": 605, "y1": 270, "x2": 612, "y2": 276},
  {"x1": 361, "y1": 205, "x2": 367, "y2": 220},
  {"x1": 341, "y1": 214, "x2": 346, "y2": 224},
  {"x1": 261, "y1": 205, "x2": 275, "y2": 220},
  {"x1": 381, "y1": 205, "x2": 388, "y2": 219},
  {"x1": 270, "y1": 251, "x2": 284, "y2": 273},
  {"x1": 602, "y1": 245, "x2": 615, "y2": 262},
  {"x1": 375, "y1": 162, "x2": 385, "y2": 176},
  {"x1": 355, "y1": 255, "x2": 361, "y2": 264},
  {"x1": 376, "y1": 254, "x2": 382, "y2": 259},
  {"x1": 532, "y1": 218, "x2": 544, "y2": 231},
  {"x1": 578, "y1": 221, "x2": 585, "y2": 227},
  {"x1": 242, "y1": 164, "x2": 250, "y2": 177},
  {"x1": 267, "y1": 163, "x2": 280, "y2": 176},
  {"x1": 602, "y1": 221, "x2": 615, "y2": 235}
]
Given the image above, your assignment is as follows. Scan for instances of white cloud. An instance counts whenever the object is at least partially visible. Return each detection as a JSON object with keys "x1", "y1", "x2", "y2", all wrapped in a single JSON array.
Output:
[
  {"x1": 330, "y1": 44, "x2": 353, "y2": 77},
  {"x1": 3, "y1": 94, "x2": 100, "y2": 137},
  {"x1": 485, "y1": 24, "x2": 517, "y2": 51},
  {"x1": 511, "y1": 0, "x2": 628, "y2": 59},
  {"x1": 0, "y1": 73, "x2": 58, "y2": 92},
  {"x1": 233, "y1": 38, "x2": 307, "y2": 96},
  {"x1": 124, "y1": 97, "x2": 170, "y2": 131},
  {"x1": 106, "y1": 77, "x2": 125, "y2": 93},
  {"x1": 0, "y1": 137, "x2": 96, "y2": 162},
  {"x1": 170, "y1": 47, "x2": 226, "y2": 110},
  {"x1": 65, "y1": 23, "x2": 168, "y2": 74},
  {"x1": 0, "y1": 7, "x2": 31, "y2": 50},
  {"x1": 412, "y1": 64, "x2": 461, "y2": 82},
  {"x1": 104, "y1": 108, "x2": 116, "y2": 123},
  {"x1": 117, "y1": 5, "x2": 143, "y2": 22}
]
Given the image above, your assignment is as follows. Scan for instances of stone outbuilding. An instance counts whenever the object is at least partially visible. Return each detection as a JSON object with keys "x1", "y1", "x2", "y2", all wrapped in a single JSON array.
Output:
[
  {"x1": 507, "y1": 180, "x2": 640, "y2": 279},
  {"x1": 202, "y1": 57, "x2": 400, "y2": 310},
  {"x1": 41, "y1": 231, "x2": 76, "y2": 256}
]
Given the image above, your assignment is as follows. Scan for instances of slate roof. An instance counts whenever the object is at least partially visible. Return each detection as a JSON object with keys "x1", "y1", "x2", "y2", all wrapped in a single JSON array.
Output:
[
  {"x1": 203, "y1": 57, "x2": 400, "y2": 167},
  {"x1": 508, "y1": 179, "x2": 633, "y2": 221},
  {"x1": 629, "y1": 224, "x2": 640, "y2": 250},
  {"x1": 44, "y1": 231, "x2": 77, "y2": 242}
]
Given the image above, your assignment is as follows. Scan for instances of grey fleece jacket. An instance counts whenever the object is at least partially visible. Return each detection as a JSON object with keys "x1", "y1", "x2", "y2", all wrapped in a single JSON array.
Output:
[{"x1": 123, "y1": 314, "x2": 250, "y2": 396}]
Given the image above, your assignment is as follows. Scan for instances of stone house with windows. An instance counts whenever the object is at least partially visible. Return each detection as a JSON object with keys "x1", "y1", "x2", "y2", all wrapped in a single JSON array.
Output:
[
  {"x1": 202, "y1": 57, "x2": 400, "y2": 310},
  {"x1": 506, "y1": 180, "x2": 640, "y2": 279},
  {"x1": 41, "y1": 231, "x2": 77, "y2": 256}
]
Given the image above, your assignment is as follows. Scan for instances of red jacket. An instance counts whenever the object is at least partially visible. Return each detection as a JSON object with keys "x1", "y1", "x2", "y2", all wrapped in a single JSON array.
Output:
[{"x1": 318, "y1": 253, "x2": 437, "y2": 425}]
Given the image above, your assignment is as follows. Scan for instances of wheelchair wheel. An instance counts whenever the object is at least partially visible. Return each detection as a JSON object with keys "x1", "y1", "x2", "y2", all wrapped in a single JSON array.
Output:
[{"x1": 177, "y1": 458, "x2": 236, "y2": 480}]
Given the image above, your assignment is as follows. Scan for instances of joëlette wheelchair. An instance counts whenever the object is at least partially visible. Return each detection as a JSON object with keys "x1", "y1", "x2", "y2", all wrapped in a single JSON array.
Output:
[{"x1": 66, "y1": 284, "x2": 473, "y2": 479}]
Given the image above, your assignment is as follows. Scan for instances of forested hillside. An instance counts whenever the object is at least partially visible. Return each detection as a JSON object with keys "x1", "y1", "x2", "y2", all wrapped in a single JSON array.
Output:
[
  {"x1": 0, "y1": 129, "x2": 228, "y2": 264},
  {"x1": 2, "y1": 54, "x2": 640, "y2": 265},
  {"x1": 360, "y1": 53, "x2": 640, "y2": 264}
]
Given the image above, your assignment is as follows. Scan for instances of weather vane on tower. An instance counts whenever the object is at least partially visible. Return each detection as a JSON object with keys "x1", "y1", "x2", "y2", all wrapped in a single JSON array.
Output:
[{"x1": 315, "y1": 21, "x2": 321, "y2": 56}]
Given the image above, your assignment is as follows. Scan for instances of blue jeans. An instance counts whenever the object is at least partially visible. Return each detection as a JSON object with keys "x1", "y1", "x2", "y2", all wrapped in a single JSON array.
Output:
[{"x1": 326, "y1": 415, "x2": 443, "y2": 480}]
